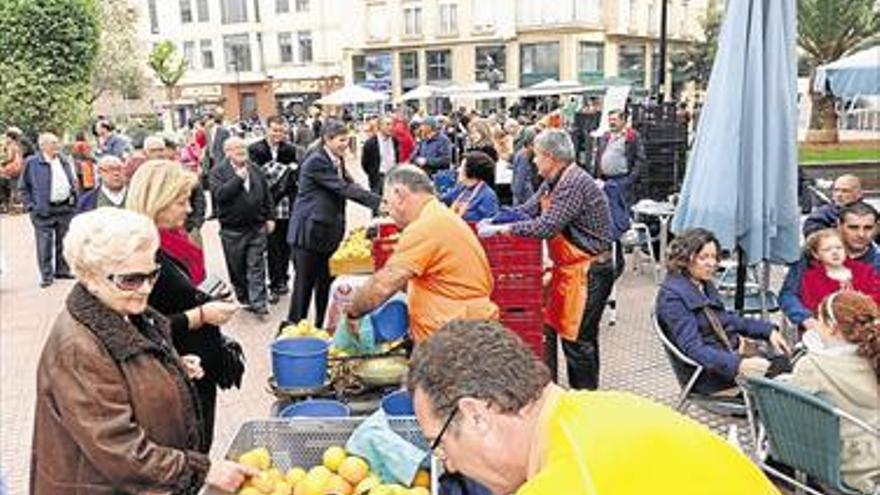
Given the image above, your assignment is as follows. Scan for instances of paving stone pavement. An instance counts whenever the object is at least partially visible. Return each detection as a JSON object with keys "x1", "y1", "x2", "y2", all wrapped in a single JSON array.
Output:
[{"x1": 0, "y1": 205, "x2": 790, "y2": 493}]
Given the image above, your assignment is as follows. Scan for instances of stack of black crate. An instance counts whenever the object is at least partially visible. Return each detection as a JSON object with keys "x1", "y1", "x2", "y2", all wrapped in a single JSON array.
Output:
[{"x1": 627, "y1": 101, "x2": 689, "y2": 201}]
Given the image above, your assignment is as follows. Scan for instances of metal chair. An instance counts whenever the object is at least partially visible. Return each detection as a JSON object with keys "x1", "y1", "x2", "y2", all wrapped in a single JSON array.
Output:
[
  {"x1": 651, "y1": 309, "x2": 745, "y2": 415},
  {"x1": 741, "y1": 376, "x2": 878, "y2": 495},
  {"x1": 622, "y1": 221, "x2": 660, "y2": 284}
]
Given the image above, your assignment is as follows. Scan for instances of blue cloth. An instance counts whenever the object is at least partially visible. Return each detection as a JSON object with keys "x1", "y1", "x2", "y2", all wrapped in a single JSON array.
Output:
[
  {"x1": 345, "y1": 409, "x2": 427, "y2": 485},
  {"x1": 779, "y1": 243, "x2": 880, "y2": 326},
  {"x1": 333, "y1": 315, "x2": 378, "y2": 355},
  {"x1": 491, "y1": 206, "x2": 530, "y2": 225},
  {"x1": 802, "y1": 203, "x2": 840, "y2": 237},
  {"x1": 440, "y1": 183, "x2": 499, "y2": 222},
  {"x1": 602, "y1": 180, "x2": 631, "y2": 241},
  {"x1": 511, "y1": 149, "x2": 539, "y2": 206},
  {"x1": 655, "y1": 273, "x2": 775, "y2": 391},
  {"x1": 97, "y1": 134, "x2": 131, "y2": 159},
  {"x1": 412, "y1": 132, "x2": 452, "y2": 174},
  {"x1": 19, "y1": 154, "x2": 77, "y2": 215},
  {"x1": 670, "y1": 0, "x2": 801, "y2": 266}
]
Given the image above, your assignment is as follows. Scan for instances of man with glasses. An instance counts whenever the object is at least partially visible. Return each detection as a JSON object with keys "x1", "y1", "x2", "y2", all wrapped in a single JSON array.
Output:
[
  {"x1": 76, "y1": 156, "x2": 128, "y2": 212},
  {"x1": 408, "y1": 320, "x2": 780, "y2": 495}
]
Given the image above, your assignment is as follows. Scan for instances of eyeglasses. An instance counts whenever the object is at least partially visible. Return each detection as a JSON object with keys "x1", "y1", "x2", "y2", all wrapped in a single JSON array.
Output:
[
  {"x1": 429, "y1": 405, "x2": 458, "y2": 453},
  {"x1": 107, "y1": 267, "x2": 161, "y2": 291}
]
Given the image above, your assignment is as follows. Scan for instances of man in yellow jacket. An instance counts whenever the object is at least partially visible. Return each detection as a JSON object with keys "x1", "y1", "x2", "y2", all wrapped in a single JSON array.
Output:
[{"x1": 407, "y1": 320, "x2": 780, "y2": 495}]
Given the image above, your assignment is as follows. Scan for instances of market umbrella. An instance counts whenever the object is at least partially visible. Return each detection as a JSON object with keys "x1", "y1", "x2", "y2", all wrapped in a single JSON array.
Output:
[
  {"x1": 519, "y1": 78, "x2": 587, "y2": 97},
  {"x1": 316, "y1": 84, "x2": 389, "y2": 106},
  {"x1": 670, "y1": 0, "x2": 802, "y2": 310},
  {"x1": 814, "y1": 46, "x2": 880, "y2": 97},
  {"x1": 399, "y1": 84, "x2": 439, "y2": 101}
]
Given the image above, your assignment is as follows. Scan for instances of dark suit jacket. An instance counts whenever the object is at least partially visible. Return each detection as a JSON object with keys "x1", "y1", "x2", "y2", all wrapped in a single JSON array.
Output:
[
  {"x1": 209, "y1": 126, "x2": 231, "y2": 165},
  {"x1": 208, "y1": 160, "x2": 274, "y2": 230},
  {"x1": 248, "y1": 139, "x2": 300, "y2": 200},
  {"x1": 360, "y1": 134, "x2": 399, "y2": 178},
  {"x1": 288, "y1": 147, "x2": 381, "y2": 253}
]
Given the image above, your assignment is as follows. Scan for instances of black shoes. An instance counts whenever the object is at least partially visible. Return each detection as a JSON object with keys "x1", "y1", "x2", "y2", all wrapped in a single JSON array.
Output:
[{"x1": 39, "y1": 279, "x2": 53, "y2": 288}]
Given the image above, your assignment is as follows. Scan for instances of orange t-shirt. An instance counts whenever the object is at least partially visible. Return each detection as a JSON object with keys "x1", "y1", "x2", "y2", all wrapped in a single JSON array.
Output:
[{"x1": 387, "y1": 198, "x2": 499, "y2": 342}]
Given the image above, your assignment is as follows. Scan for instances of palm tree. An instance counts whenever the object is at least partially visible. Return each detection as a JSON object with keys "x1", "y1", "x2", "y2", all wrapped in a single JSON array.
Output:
[
  {"x1": 797, "y1": 0, "x2": 879, "y2": 141},
  {"x1": 148, "y1": 41, "x2": 187, "y2": 130}
]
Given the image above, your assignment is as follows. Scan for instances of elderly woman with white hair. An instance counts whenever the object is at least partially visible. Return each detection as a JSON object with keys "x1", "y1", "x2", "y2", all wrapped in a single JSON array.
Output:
[
  {"x1": 76, "y1": 155, "x2": 129, "y2": 213},
  {"x1": 31, "y1": 207, "x2": 254, "y2": 494}
]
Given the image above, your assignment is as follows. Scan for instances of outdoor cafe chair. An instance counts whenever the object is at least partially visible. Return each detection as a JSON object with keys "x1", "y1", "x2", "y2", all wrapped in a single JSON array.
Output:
[
  {"x1": 651, "y1": 309, "x2": 746, "y2": 416},
  {"x1": 741, "y1": 376, "x2": 878, "y2": 495}
]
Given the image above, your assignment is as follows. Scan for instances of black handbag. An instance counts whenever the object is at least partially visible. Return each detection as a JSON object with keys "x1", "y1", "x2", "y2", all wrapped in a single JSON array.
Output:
[{"x1": 215, "y1": 333, "x2": 245, "y2": 390}]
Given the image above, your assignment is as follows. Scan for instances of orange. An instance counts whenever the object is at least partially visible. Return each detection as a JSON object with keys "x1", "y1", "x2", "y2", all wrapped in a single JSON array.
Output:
[
  {"x1": 325, "y1": 474, "x2": 354, "y2": 495},
  {"x1": 338, "y1": 456, "x2": 370, "y2": 485}
]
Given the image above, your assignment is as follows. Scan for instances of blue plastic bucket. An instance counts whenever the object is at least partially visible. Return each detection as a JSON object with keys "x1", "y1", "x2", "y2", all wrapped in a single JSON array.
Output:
[
  {"x1": 370, "y1": 299, "x2": 409, "y2": 342},
  {"x1": 271, "y1": 338, "x2": 329, "y2": 389},
  {"x1": 280, "y1": 399, "x2": 350, "y2": 418},
  {"x1": 381, "y1": 390, "x2": 415, "y2": 416}
]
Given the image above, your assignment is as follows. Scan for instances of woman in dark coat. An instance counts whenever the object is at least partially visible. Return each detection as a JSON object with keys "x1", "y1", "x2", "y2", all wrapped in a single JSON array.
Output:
[
  {"x1": 654, "y1": 228, "x2": 792, "y2": 394},
  {"x1": 127, "y1": 160, "x2": 239, "y2": 447}
]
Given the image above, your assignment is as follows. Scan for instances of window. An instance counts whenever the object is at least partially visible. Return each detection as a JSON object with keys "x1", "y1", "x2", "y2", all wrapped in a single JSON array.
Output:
[
  {"x1": 473, "y1": 0, "x2": 494, "y2": 30},
  {"x1": 400, "y1": 51, "x2": 419, "y2": 89},
  {"x1": 426, "y1": 49, "x2": 452, "y2": 82},
  {"x1": 404, "y1": 7, "x2": 422, "y2": 36},
  {"x1": 648, "y1": 0, "x2": 658, "y2": 34},
  {"x1": 367, "y1": 4, "x2": 389, "y2": 40},
  {"x1": 516, "y1": 0, "x2": 570, "y2": 26},
  {"x1": 295, "y1": 0, "x2": 309, "y2": 12},
  {"x1": 298, "y1": 31, "x2": 313, "y2": 64},
  {"x1": 574, "y1": 0, "x2": 601, "y2": 23},
  {"x1": 475, "y1": 45, "x2": 506, "y2": 82},
  {"x1": 183, "y1": 41, "x2": 196, "y2": 69},
  {"x1": 220, "y1": 0, "x2": 248, "y2": 24},
  {"x1": 618, "y1": 44, "x2": 645, "y2": 86},
  {"x1": 196, "y1": 0, "x2": 209, "y2": 21},
  {"x1": 147, "y1": 0, "x2": 159, "y2": 34},
  {"x1": 577, "y1": 42, "x2": 603, "y2": 82},
  {"x1": 617, "y1": 0, "x2": 630, "y2": 30},
  {"x1": 224, "y1": 34, "x2": 252, "y2": 72},
  {"x1": 439, "y1": 3, "x2": 457, "y2": 35},
  {"x1": 278, "y1": 33, "x2": 293, "y2": 63},
  {"x1": 180, "y1": 0, "x2": 193, "y2": 23},
  {"x1": 520, "y1": 42, "x2": 560, "y2": 87},
  {"x1": 353, "y1": 55, "x2": 366, "y2": 83},
  {"x1": 276, "y1": 0, "x2": 289, "y2": 13},
  {"x1": 200, "y1": 39, "x2": 214, "y2": 69}
]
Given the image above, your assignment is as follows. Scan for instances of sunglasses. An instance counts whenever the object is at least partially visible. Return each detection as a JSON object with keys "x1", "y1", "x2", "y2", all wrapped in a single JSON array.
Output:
[
  {"x1": 107, "y1": 267, "x2": 161, "y2": 291},
  {"x1": 429, "y1": 405, "x2": 458, "y2": 453}
]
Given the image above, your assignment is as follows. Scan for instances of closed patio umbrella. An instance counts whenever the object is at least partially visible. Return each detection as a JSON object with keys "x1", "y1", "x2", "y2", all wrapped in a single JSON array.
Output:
[{"x1": 670, "y1": 0, "x2": 802, "y2": 310}]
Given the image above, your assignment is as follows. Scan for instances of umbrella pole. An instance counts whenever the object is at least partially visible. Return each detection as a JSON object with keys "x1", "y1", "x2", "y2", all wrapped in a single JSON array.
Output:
[{"x1": 734, "y1": 248, "x2": 746, "y2": 315}]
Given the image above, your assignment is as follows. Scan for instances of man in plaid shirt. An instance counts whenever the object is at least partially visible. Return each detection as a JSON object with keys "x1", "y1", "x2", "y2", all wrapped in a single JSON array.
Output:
[{"x1": 248, "y1": 116, "x2": 299, "y2": 304}]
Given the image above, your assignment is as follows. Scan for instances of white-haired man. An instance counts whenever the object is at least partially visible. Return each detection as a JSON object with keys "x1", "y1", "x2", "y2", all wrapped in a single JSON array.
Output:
[
  {"x1": 76, "y1": 156, "x2": 128, "y2": 213},
  {"x1": 19, "y1": 132, "x2": 78, "y2": 287}
]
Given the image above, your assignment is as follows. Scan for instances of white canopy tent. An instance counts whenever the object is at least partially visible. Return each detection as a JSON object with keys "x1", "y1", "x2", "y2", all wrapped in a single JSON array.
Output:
[
  {"x1": 518, "y1": 78, "x2": 588, "y2": 97},
  {"x1": 398, "y1": 84, "x2": 440, "y2": 101},
  {"x1": 814, "y1": 46, "x2": 880, "y2": 97},
  {"x1": 316, "y1": 85, "x2": 389, "y2": 106}
]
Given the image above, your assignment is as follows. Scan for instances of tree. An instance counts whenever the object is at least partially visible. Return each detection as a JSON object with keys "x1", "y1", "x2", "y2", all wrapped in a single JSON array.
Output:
[
  {"x1": 89, "y1": 0, "x2": 146, "y2": 104},
  {"x1": 671, "y1": 2, "x2": 722, "y2": 93},
  {"x1": 798, "y1": 0, "x2": 880, "y2": 136},
  {"x1": 0, "y1": 0, "x2": 99, "y2": 137},
  {"x1": 148, "y1": 41, "x2": 187, "y2": 130}
]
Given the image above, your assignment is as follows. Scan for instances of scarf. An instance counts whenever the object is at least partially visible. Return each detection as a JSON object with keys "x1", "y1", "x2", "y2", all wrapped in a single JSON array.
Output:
[{"x1": 159, "y1": 228, "x2": 205, "y2": 285}]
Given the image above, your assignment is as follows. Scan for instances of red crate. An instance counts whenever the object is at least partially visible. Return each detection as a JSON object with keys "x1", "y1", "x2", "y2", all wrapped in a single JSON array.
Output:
[
  {"x1": 492, "y1": 271, "x2": 543, "y2": 308},
  {"x1": 481, "y1": 235, "x2": 543, "y2": 271},
  {"x1": 500, "y1": 306, "x2": 544, "y2": 359},
  {"x1": 372, "y1": 238, "x2": 398, "y2": 271}
]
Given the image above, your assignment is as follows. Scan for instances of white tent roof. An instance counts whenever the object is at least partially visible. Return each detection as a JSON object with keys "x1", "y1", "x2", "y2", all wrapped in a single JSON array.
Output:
[
  {"x1": 814, "y1": 46, "x2": 880, "y2": 96},
  {"x1": 316, "y1": 85, "x2": 389, "y2": 105},
  {"x1": 519, "y1": 78, "x2": 588, "y2": 97},
  {"x1": 399, "y1": 85, "x2": 440, "y2": 101}
]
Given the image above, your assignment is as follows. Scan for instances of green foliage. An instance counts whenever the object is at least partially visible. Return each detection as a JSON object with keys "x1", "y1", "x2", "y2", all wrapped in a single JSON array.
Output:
[
  {"x1": 672, "y1": 3, "x2": 722, "y2": 92},
  {"x1": 90, "y1": 0, "x2": 146, "y2": 102},
  {"x1": 148, "y1": 41, "x2": 187, "y2": 89},
  {"x1": 0, "y1": 0, "x2": 99, "y2": 137}
]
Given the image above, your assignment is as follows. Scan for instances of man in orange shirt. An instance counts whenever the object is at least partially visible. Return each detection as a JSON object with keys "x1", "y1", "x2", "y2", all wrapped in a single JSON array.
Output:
[{"x1": 346, "y1": 165, "x2": 498, "y2": 343}]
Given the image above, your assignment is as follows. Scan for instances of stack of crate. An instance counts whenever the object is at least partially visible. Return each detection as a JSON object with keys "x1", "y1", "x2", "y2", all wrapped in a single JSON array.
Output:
[
  {"x1": 628, "y1": 101, "x2": 689, "y2": 201},
  {"x1": 480, "y1": 235, "x2": 545, "y2": 358}
]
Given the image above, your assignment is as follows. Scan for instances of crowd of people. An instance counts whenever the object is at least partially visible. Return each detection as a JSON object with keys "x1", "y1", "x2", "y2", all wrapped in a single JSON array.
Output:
[{"x1": 2, "y1": 99, "x2": 876, "y2": 494}]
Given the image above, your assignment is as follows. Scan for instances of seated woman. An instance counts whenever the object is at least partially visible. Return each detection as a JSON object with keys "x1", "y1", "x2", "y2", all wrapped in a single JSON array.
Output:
[
  {"x1": 31, "y1": 207, "x2": 252, "y2": 494},
  {"x1": 782, "y1": 290, "x2": 879, "y2": 494},
  {"x1": 800, "y1": 228, "x2": 880, "y2": 312},
  {"x1": 441, "y1": 151, "x2": 499, "y2": 222},
  {"x1": 655, "y1": 228, "x2": 792, "y2": 394}
]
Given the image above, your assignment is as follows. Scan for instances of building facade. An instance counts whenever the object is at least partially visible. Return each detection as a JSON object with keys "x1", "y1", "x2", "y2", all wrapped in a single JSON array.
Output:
[
  {"x1": 134, "y1": 0, "x2": 352, "y2": 123},
  {"x1": 343, "y1": 0, "x2": 712, "y2": 101}
]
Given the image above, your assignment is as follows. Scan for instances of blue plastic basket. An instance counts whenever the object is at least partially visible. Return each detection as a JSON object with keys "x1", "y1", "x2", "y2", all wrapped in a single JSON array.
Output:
[
  {"x1": 370, "y1": 298, "x2": 409, "y2": 342},
  {"x1": 381, "y1": 389, "x2": 415, "y2": 416},
  {"x1": 271, "y1": 338, "x2": 329, "y2": 389},
  {"x1": 279, "y1": 399, "x2": 351, "y2": 418}
]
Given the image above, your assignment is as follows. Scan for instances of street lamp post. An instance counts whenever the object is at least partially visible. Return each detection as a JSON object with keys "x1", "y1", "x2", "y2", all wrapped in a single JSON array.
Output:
[{"x1": 656, "y1": 0, "x2": 669, "y2": 102}]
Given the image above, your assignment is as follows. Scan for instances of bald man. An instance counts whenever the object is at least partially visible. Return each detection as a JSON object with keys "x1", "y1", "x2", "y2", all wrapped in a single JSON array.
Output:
[
  {"x1": 803, "y1": 174, "x2": 864, "y2": 237},
  {"x1": 19, "y1": 132, "x2": 78, "y2": 287},
  {"x1": 76, "y1": 156, "x2": 127, "y2": 213}
]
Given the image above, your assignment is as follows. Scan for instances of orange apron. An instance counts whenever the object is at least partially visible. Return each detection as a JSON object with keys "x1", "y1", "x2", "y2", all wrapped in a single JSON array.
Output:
[{"x1": 542, "y1": 167, "x2": 594, "y2": 341}]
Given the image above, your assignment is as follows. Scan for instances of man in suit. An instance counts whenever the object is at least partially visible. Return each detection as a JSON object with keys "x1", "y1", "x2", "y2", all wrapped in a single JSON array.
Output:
[
  {"x1": 361, "y1": 115, "x2": 399, "y2": 199},
  {"x1": 248, "y1": 115, "x2": 299, "y2": 304},
  {"x1": 287, "y1": 120, "x2": 381, "y2": 327},
  {"x1": 19, "y1": 133, "x2": 78, "y2": 287},
  {"x1": 209, "y1": 137, "x2": 275, "y2": 317}
]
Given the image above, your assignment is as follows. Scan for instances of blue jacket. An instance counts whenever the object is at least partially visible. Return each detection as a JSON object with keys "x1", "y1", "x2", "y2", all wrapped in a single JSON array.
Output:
[
  {"x1": 802, "y1": 203, "x2": 840, "y2": 237},
  {"x1": 441, "y1": 182, "x2": 499, "y2": 222},
  {"x1": 780, "y1": 244, "x2": 880, "y2": 326},
  {"x1": 411, "y1": 132, "x2": 452, "y2": 174},
  {"x1": 655, "y1": 273, "x2": 775, "y2": 389},
  {"x1": 511, "y1": 149, "x2": 540, "y2": 206},
  {"x1": 602, "y1": 180, "x2": 631, "y2": 241},
  {"x1": 19, "y1": 154, "x2": 77, "y2": 215}
]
